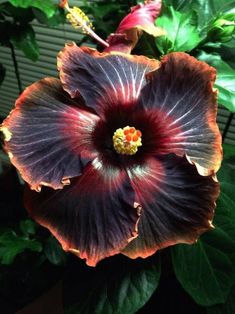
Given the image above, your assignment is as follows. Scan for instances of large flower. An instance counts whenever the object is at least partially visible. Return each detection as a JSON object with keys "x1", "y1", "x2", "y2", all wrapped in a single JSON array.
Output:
[{"x1": 0, "y1": 1, "x2": 222, "y2": 266}]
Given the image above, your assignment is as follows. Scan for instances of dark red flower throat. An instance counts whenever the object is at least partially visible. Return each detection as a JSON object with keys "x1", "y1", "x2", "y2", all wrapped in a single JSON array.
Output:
[{"x1": 92, "y1": 100, "x2": 183, "y2": 168}]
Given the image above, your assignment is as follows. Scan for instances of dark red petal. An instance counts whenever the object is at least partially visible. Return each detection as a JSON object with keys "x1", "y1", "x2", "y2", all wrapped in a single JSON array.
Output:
[
  {"x1": 116, "y1": 0, "x2": 163, "y2": 36},
  {"x1": 122, "y1": 155, "x2": 220, "y2": 259},
  {"x1": 138, "y1": 52, "x2": 222, "y2": 175},
  {"x1": 105, "y1": 0, "x2": 164, "y2": 53},
  {"x1": 1, "y1": 78, "x2": 98, "y2": 191},
  {"x1": 25, "y1": 160, "x2": 141, "y2": 266},
  {"x1": 57, "y1": 43, "x2": 159, "y2": 113}
]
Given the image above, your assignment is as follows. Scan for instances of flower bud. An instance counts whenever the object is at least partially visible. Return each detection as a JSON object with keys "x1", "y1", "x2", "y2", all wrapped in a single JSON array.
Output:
[{"x1": 208, "y1": 12, "x2": 235, "y2": 42}]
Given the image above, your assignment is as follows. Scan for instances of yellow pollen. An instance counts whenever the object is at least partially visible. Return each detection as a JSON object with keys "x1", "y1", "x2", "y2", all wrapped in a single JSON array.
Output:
[
  {"x1": 61, "y1": 0, "x2": 109, "y2": 47},
  {"x1": 113, "y1": 126, "x2": 142, "y2": 155},
  {"x1": 66, "y1": 7, "x2": 93, "y2": 33}
]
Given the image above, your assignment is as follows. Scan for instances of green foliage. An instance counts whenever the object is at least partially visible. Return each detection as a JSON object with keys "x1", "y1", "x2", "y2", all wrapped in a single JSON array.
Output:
[
  {"x1": 155, "y1": 6, "x2": 201, "y2": 54},
  {"x1": 0, "y1": 230, "x2": 42, "y2": 264},
  {"x1": 207, "y1": 9, "x2": 235, "y2": 43},
  {"x1": 10, "y1": 24, "x2": 39, "y2": 61},
  {"x1": 172, "y1": 144, "x2": 235, "y2": 307},
  {"x1": 197, "y1": 51, "x2": 235, "y2": 112},
  {"x1": 32, "y1": 7, "x2": 66, "y2": 27},
  {"x1": 150, "y1": 0, "x2": 234, "y2": 111},
  {"x1": 8, "y1": 0, "x2": 56, "y2": 18},
  {"x1": 20, "y1": 219, "x2": 38, "y2": 235},
  {"x1": 0, "y1": 2, "x2": 34, "y2": 24},
  {"x1": 44, "y1": 236, "x2": 67, "y2": 266},
  {"x1": 65, "y1": 255, "x2": 161, "y2": 314},
  {"x1": 0, "y1": 0, "x2": 65, "y2": 86},
  {"x1": 205, "y1": 146, "x2": 235, "y2": 313},
  {"x1": 207, "y1": 284, "x2": 235, "y2": 314},
  {"x1": 171, "y1": 231, "x2": 235, "y2": 306}
]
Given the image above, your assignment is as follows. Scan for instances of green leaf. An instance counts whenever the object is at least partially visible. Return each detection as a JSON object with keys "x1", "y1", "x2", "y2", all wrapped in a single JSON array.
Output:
[
  {"x1": 172, "y1": 154, "x2": 235, "y2": 306},
  {"x1": 163, "y1": 0, "x2": 194, "y2": 11},
  {"x1": 0, "y1": 231, "x2": 42, "y2": 264},
  {"x1": 192, "y1": 0, "x2": 235, "y2": 31},
  {"x1": 20, "y1": 219, "x2": 38, "y2": 235},
  {"x1": 32, "y1": 7, "x2": 66, "y2": 27},
  {"x1": 90, "y1": 3, "x2": 120, "y2": 19},
  {"x1": 44, "y1": 236, "x2": 67, "y2": 266},
  {"x1": 203, "y1": 38, "x2": 235, "y2": 69},
  {"x1": 171, "y1": 233, "x2": 235, "y2": 306},
  {"x1": 10, "y1": 24, "x2": 39, "y2": 61},
  {"x1": 65, "y1": 255, "x2": 161, "y2": 314},
  {"x1": 0, "y1": 2, "x2": 34, "y2": 23},
  {"x1": 207, "y1": 284, "x2": 235, "y2": 314},
  {"x1": 9, "y1": 0, "x2": 56, "y2": 18},
  {"x1": 207, "y1": 9, "x2": 235, "y2": 43},
  {"x1": 222, "y1": 143, "x2": 235, "y2": 160},
  {"x1": 0, "y1": 63, "x2": 6, "y2": 86},
  {"x1": 164, "y1": 0, "x2": 235, "y2": 40},
  {"x1": 206, "y1": 152, "x2": 235, "y2": 313},
  {"x1": 155, "y1": 6, "x2": 201, "y2": 54},
  {"x1": 197, "y1": 51, "x2": 235, "y2": 112}
]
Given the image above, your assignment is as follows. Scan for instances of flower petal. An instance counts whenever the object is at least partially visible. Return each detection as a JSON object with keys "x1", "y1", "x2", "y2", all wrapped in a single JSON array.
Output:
[
  {"x1": 25, "y1": 160, "x2": 141, "y2": 266},
  {"x1": 105, "y1": 0, "x2": 164, "y2": 53},
  {"x1": 57, "y1": 43, "x2": 159, "y2": 113},
  {"x1": 122, "y1": 154, "x2": 220, "y2": 259},
  {"x1": 138, "y1": 52, "x2": 222, "y2": 175},
  {"x1": 1, "y1": 78, "x2": 99, "y2": 191},
  {"x1": 116, "y1": 0, "x2": 163, "y2": 37}
]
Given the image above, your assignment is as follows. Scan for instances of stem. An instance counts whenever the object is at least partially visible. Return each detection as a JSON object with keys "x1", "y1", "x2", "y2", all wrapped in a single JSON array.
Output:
[{"x1": 9, "y1": 43, "x2": 23, "y2": 94}]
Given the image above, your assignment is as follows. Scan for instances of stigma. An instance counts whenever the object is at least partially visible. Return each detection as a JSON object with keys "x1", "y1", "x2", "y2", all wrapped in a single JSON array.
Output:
[
  {"x1": 60, "y1": 0, "x2": 109, "y2": 47},
  {"x1": 113, "y1": 126, "x2": 142, "y2": 155}
]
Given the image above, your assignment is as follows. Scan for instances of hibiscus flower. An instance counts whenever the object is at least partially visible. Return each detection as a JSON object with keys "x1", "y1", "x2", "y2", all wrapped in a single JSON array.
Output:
[{"x1": 0, "y1": 0, "x2": 222, "y2": 266}]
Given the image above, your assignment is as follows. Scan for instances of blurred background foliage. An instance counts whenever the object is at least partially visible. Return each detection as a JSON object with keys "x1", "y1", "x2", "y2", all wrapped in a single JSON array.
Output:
[{"x1": 0, "y1": 0, "x2": 235, "y2": 313}]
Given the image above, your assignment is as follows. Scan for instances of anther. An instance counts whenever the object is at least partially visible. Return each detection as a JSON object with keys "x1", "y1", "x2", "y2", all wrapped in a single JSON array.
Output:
[
  {"x1": 60, "y1": 0, "x2": 109, "y2": 47},
  {"x1": 113, "y1": 126, "x2": 142, "y2": 155}
]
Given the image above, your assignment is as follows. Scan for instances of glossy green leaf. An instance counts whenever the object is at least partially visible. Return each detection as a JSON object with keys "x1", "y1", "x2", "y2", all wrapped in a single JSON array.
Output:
[
  {"x1": 10, "y1": 24, "x2": 39, "y2": 61},
  {"x1": 164, "y1": 0, "x2": 235, "y2": 39},
  {"x1": 65, "y1": 255, "x2": 161, "y2": 314},
  {"x1": 9, "y1": 0, "x2": 56, "y2": 18},
  {"x1": 44, "y1": 236, "x2": 67, "y2": 266},
  {"x1": 32, "y1": 7, "x2": 66, "y2": 27},
  {"x1": 206, "y1": 149, "x2": 235, "y2": 313},
  {"x1": 207, "y1": 9, "x2": 235, "y2": 43},
  {"x1": 203, "y1": 39, "x2": 235, "y2": 69},
  {"x1": 207, "y1": 284, "x2": 235, "y2": 314},
  {"x1": 155, "y1": 6, "x2": 201, "y2": 54},
  {"x1": 163, "y1": 0, "x2": 194, "y2": 10},
  {"x1": 0, "y1": 63, "x2": 5, "y2": 86},
  {"x1": 0, "y1": 231, "x2": 42, "y2": 264},
  {"x1": 171, "y1": 231, "x2": 235, "y2": 306},
  {"x1": 197, "y1": 51, "x2": 235, "y2": 112},
  {"x1": 222, "y1": 143, "x2": 235, "y2": 160},
  {"x1": 172, "y1": 152, "x2": 235, "y2": 306},
  {"x1": 192, "y1": 0, "x2": 235, "y2": 32}
]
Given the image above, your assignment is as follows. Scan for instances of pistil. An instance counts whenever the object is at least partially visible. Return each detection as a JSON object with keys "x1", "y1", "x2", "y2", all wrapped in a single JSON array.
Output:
[{"x1": 113, "y1": 126, "x2": 142, "y2": 155}]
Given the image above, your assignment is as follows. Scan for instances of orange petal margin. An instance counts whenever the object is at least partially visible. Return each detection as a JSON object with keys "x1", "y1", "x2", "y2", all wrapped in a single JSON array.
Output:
[
  {"x1": 0, "y1": 78, "x2": 98, "y2": 191},
  {"x1": 138, "y1": 52, "x2": 222, "y2": 176},
  {"x1": 122, "y1": 155, "x2": 219, "y2": 259},
  {"x1": 24, "y1": 162, "x2": 142, "y2": 267}
]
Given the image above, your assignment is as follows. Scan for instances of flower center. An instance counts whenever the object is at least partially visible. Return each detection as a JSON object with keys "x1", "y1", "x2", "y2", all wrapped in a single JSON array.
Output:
[{"x1": 113, "y1": 126, "x2": 142, "y2": 155}]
